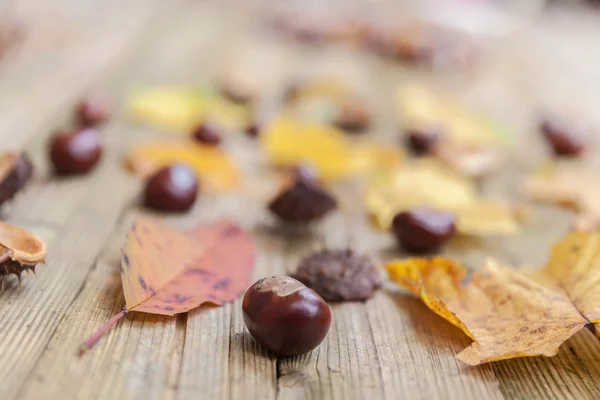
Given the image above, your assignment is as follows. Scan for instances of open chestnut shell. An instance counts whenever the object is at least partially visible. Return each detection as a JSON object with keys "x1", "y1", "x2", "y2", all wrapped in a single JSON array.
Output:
[
  {"x1": 0, "y1": 221, "x2": 47, "y2": 288},
  {"x1": 0, "y1": 152, "x2": 33, "y2": 206}
]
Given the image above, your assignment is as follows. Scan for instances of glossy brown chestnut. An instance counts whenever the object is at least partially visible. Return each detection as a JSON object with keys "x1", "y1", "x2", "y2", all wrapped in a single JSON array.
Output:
[
  {"x1": 49, "y1": 129, "x2": 103, "y2": 175},
  {"x1": 540, "y1": 119, "x2": 586, "y2": 157},
  {"x1": 192, "y1": 121, "x2": 222, "y2": 146},
  {"x1": 76, "y1": 95, "x2": 110, "y2": 127},
  {"x1": 392, "y1": 207, "x2": 456, "y2": 253},
  {"x1": 144, "y1": 164, "x2": 198, "y2": 212},
  {"x1": 242, "y1": 276, "x2": 332, "y2": 356},
  {"x1": 405, "y1": 129, "x2": 441, "y2": 155}
]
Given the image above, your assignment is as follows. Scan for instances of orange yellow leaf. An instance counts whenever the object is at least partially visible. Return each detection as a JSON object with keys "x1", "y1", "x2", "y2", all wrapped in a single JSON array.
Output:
[
  {"x1": 125, "y1": 141, "x2": 240, "y2": 191},
  {"x1": 261, "y1": 115, "x2": 403, "y2": 182},
  {"x1": 364, "y1": 160, "x2": 519, "y2": 235},
  {"x1": 386, "y1": 229, "x2": 600, "y2": 365},
  {"x1": 128, "y1": 86, "x2": 249, "y2": 132},
  {"x1": 386, "y1": 257, "x2": 587, "y2": 365}
]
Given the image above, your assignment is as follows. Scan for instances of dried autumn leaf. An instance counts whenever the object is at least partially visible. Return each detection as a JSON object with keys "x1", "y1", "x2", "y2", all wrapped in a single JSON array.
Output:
[
  {"x1": 125, "y1": 141, "x2": 240, "y2": 191},
  {"x1": 386, "y1": 229, "x2": 600, "y2": 365},
  {"x1": 82, "y1": 217, "x2": 255, "y2": 351},
  {"x1": 365, "y1": 160, "x2": 520, "y2": 236},
  {"x1": 525, "y1": 162, "x2": 600, "y2": 230},
  {"x1": 0, "y1": 221, "x2": 46, "y2": 289},
  {"x1": 261, "y1": 115, "x2": 403, "y2": 182},
  {"x1": 397, "y1": 85, "x2": 509, "y2": 176},
  {"x1": 128, "y1": 86, "x2": 249, "y2": 132}
]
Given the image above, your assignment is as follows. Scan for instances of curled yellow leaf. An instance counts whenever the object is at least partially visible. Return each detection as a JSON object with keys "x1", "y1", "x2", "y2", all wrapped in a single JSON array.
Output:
[
  {"x1": 128, "y1": 86, "x2": 249, "y2": 132},
  {"x1": 261, "y1": 115, "x2": 403, "y2": 182},
  {"x1": 365, "y1": 160, "x2": 519, "y2": 236}
]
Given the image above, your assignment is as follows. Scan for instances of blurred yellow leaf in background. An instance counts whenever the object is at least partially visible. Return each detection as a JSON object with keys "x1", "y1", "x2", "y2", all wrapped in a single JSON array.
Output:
[
  {"x1": 126, "y1": 142, "x2": 240, "y2": 191},
  {"x1": 128, "y1": 86, "x2": 249, "y2": 132}
]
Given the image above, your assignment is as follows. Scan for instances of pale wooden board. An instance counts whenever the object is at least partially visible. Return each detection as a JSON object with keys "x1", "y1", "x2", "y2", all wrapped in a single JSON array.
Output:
[{"x1": 0, "y1": 1, "x2": 599, "y2": 400}]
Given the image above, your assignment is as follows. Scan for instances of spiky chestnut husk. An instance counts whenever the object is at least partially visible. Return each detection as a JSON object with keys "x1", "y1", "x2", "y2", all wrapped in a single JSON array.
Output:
[
  {"x1": 0, "y1": 152, "x2": 33, "y2": 205},
  {"x1": 0, "y1": 221, "x2": 46, "y2": 290},
  {"x1": 294, "y1": 248, "x2": 382, "y2": 301},
  {"x1": 268, "y1": 173, "x2": 337, "y2": 223}
]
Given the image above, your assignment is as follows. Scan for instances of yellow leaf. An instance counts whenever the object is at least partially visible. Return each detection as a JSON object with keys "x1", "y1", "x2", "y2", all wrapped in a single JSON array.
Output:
[
  {"x1": 364, "y1": 160, "x2": 519, "y2": 235},
  {"x1": 386, "y1": 253, "x2": 588, "y2": 365},
  {"x1": 125, "y1": 141, "x2": 240, "y2": 191},
  {"x1": 128, "y1": 86, "x2": 249, "y2": 132},
  {"x1": 262, "y1": 115, "x2": 403, "y2": 182},
  {"x1": 397, "y1": 85, "x2": 509, "y2": 176}
]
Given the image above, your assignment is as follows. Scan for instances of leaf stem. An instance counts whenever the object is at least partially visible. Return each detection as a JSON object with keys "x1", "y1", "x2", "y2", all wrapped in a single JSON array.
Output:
[{"x1": 79, "y1": 307, "x2": 128, "y2": 355}]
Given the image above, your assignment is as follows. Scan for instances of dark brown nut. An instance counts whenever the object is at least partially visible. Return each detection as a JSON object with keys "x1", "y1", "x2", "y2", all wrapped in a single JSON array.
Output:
[
  {"x1": 144, "y1": 164, "x2": 198, "y2": 212},
  {"x1": 76, "y1": 95, "x2": 110, "y2": 127},
  {"x1": 0, "y1": 220, "x2": 46, "y2": 288},
  {"x1": 334, "y1": 97, "x2": 371, "y2": 133},
  {"x1": 0, "y1": 152, "x2": 33, "y2": 205},
  {"x1": 392, "y1": 207, "x2": 456, "y2": 253},
  {"x1": 294, "y1": 249, "x2": 382, "y2": 302},
  {"x1": 49, "y1": 129, "x2": 103, "y2": 175},
  {"x1": 245, "y1": 122, "x2": 261, "y2": 139},
  {"x1": 242, "y1": 276, "x2": 332, "y2": 356},
  {"x1": 268, "y1": 174, "x2": 337, "y2": 223},
  {"x1": 405, "y1": 129, "x2": 441, "y2": 155},
  {"x1": 192, "y1": 121, "x2": 222, "y2": 146},
  {"x1": 540, "y1": 119, "x2": 586, "y2": 157}
]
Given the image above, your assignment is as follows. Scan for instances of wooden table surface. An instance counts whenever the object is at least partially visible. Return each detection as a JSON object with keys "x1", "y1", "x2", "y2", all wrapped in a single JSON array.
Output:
[{"x1": 2, "y1": 1, "x2": 600, "y2": 399}]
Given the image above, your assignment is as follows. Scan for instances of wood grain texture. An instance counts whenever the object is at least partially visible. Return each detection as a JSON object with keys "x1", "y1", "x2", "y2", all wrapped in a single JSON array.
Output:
[{"x1": 1, "y1": 1, "x2": 600, "y2": 399}]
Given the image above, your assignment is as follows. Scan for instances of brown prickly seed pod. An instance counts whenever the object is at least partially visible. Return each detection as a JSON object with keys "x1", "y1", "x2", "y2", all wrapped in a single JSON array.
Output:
[{"x1": 0, "y1": 221, "x2": 47, "y2": 289}]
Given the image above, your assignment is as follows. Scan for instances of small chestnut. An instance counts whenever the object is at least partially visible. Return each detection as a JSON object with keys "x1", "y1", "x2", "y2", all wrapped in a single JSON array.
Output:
[
  {"x1": 242, "y1": 276, "x2": 332, "y2": 356},
  {"x1": 192, "y1": 121, "x2": 222, "y2": 146},
  {"x1": 540, "y1": 119, "x2": 586, "y2": 157},
  {"x1": 245, "y1": 122, "x2": 261, "y2": 139},
  {"x1": 76, "y1": 95, "x2": 110, "y2": 127},
  {"x1": 405, "y1": 128, "x2": 441, "y2": 155},
  {"x1": 49, "y1": 128, "x2": 103, "y2": 175},
  {"x1": 144, "y1": 164, "x2": 198, "y2": 212},
  {"x1": 392, "y1": 207, "x2": 456, "y2": 253}
]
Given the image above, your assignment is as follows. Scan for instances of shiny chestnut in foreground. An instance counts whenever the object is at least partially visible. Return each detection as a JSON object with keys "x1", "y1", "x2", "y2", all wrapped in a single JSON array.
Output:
[
  {"x1": 392, "y1": 207, "x2": 456, "y2": 253},
  {"x1": 144, "y1": 164, "x2": 198, "y2": 212},
  {"x1": 49, "y1": 129, "x2": 103, "y2": 175},
  {"x1": 242, "y1": 276, "x2": 332, "y2": 356}
]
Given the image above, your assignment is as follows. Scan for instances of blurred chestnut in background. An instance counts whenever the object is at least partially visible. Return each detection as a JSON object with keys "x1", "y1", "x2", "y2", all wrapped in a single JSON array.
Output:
[
  {"x1": 405, "y1": 128, "x2": 441, "y2": 155},
  {"x1": 242, "y1": 276, "x2": 332, "y2": 356},
  {"x1": 49, "y1": 129, "x2": 103, "y2": 175},
  {"x1": 540, "y1": 119, "x2": 586, "y2": 157},
  {"x1": 392, "y1": 207, "x2": 456, "y2": 253},
  {"x1": 144, "y1": 164, "x2": 198, "y2": 212},
  {"x1": 192, "y1": 121, "x2": 222, "y2": 146},
  {"x1": 76, "y1": 95, "x2": 110, "y2": 127}
]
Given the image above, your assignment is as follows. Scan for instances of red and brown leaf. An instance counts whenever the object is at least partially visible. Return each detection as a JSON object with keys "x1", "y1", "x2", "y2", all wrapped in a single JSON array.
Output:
[{"x1": 82, "y1": 217, "x2": 255, "y2": 351}]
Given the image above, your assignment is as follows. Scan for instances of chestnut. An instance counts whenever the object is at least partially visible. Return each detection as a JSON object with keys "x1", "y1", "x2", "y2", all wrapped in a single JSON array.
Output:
[
  {"x1": 242, "y1": 276, "x2": 332, "y2": 356},
  {"x1": 540, "y1": 119, "x2": 586, "y2": 157},
  {"x1": 405, "y1": 128, "x2": 441, "y2": 155},
  {"x1": 49, "y1": 128, "x2": 103, "y2": 175},
  {"x1": 392, "y1": 207, "x2": 456, "y2": 253},
  {"x1": 144, "y1": 164, "x2": 198, "y2": 212},
  {"x1": 76, "y1": 95, "x2": 110, "y2": 127},
  {"x1": 191, "y1": 121, "x2": 222, "y2": 146}
]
